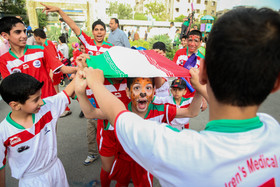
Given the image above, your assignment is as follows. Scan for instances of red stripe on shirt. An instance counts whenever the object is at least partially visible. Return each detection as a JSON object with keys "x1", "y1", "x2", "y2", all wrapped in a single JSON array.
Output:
[
  {"x1": 4, "y1": 111, "x2": 53, "y2": 147},
  {"x1": 114, "y1": 110, "x2": 130, "y2": 142}
]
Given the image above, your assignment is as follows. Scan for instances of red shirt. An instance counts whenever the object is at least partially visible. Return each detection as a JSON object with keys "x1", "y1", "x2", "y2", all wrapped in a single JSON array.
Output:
[{"x1": 0, "y1": 45, "x2": 63, "y2": 98}]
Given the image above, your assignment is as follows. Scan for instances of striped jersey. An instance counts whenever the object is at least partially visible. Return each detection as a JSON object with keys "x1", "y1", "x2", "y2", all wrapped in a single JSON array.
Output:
[
  {"x1": 0, "y1": 91, "x2": 70, "y2": 179},
  {"x1": 117, "y1": 102, "x2": 177, "y2": 161},
  {"x1": 115, "y1": 112, "x2": 280, "y2": 186},
  {"x1": 43, "y1": 39, "x2": 62, "y2": 74},
  {"x1": 173, "y1": 47, "x2": 204, "y2": 98},
  {"x1": 153, "y1": 95, "x2": 193, "y2": 130},
  {"x1": 0, "y1": 45, "x2": 63, "y2": 98},
  {"x1": 173, "y1": 47, "x2": 204, "y2": 69},
  {"x1": 77, "y1": 30, "x2": 114, "y2": 56}
]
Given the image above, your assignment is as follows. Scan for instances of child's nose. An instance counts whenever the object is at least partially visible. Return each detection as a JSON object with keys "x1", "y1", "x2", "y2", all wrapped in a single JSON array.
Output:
[{"x1": 39, "y1": 99, "x2": 44, "y2": 106}]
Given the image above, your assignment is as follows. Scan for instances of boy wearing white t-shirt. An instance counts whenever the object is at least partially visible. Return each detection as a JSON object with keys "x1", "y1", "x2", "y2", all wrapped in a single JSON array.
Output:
[
  {"x1": 78, "y1": 7, "x2": 280, "y2": 186},
  {"x1": 153, "y1": 78, "x2": 193, "y2": 130},
  {"x1": 0, "y1": 73, "x2": 75, "y2": 187}
]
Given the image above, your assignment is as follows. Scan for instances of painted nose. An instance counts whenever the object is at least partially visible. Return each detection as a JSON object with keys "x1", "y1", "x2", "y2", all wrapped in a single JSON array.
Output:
[{"x1": 140, "y1": 92, "x2": 146, "y2": 98}]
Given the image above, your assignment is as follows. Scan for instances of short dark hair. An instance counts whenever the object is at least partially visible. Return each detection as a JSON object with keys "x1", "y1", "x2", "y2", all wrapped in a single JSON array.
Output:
[
  {"x1": 59, "y1": 35, "x2": 66, "y2": 43},
  {"x1": 0, "y1": 16, "x2": 24, "y2": 34},
  {"x1": 92, "y1": 19, "x2": 106, "y2": 30},
  {"x1": 187, "y1": 30, "x2": 202, "y2": 41},
  {"x1": 33, "y1": 28, "x2": 46, "y2": 39},
  {"x1": 127, "y1": 78, "x2": 155, "y2": 90},
  {"x1": 0, "y1": 73, "x2": 44, "y2": 104},
  {"x1": 111, "y1": 18, "x2": 119, "y2": 26},
  {"x1": 152, "y1": 42, "x2": 166, "y2": 52},
  {"x1": 170, "y1": 22, "x2": 174, "y2": 25},
  {"x1": 205, "y1": 7, "x2": 280, "y2": 106},
  {"x1": 181, "y1": 35, "x2": 188, "y2": 40}
]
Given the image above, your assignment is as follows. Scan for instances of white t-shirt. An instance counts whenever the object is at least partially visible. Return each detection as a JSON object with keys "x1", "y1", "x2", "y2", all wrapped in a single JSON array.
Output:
[
  {"x1": 115, "y1": 111, "x2": 280, "y2": 186},
  {"x1": 0, "y1": 91, "x2": 70, "y2": 179},
  {"x1": 58, "y1": 43, "x2": 69, "y2": 59}
]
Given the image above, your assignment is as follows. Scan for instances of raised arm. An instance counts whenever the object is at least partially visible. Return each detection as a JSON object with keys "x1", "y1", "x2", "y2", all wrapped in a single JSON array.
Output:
[
  {"x1": 75, "y1": 70, "x2": 106, "y2": 119},
  {"x1": 175, "y1": 92, "x2": 202, "y2": 118},
  {"x1": 41, "y1": 3, "x2": 81, "y2": 36},
  {"x1": 84, "y1": 68, "x2": 126, "y2": 125},
  {"x1": 189, "y1": 67, "x2": 208, "y2": 102}
]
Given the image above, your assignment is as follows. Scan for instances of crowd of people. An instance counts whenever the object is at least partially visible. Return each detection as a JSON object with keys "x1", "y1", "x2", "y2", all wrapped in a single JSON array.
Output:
[{"x1": 0, "y1": 4, "x2": 280, "y2": 187}]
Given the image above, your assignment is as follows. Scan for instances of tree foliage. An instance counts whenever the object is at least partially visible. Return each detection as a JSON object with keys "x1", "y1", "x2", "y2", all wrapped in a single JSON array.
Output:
[
  {"x1": 106, "y1": 2, "x2": 133, "y2": 19},
  {"x1": 174, "y1": 14, "x2": 187, "y2": 22},
  {"x1": 0, "y1": 0, "x2": 26, "y2": 15},
  {"x1": 148, "y1": 34, "x2": 177, "y2": 60},
  {"x1": 36, "y1": 9, "x2": 47, "y2": 28},
  {"x1": 144, "y1": 1, "x2": 168, "y2": 21},
  {"x1": 0, "y1": 0, "x2": 28, "y2": 23},
  {"x1": 134, "y1": 12, "x2": 147, "y2": 20}
]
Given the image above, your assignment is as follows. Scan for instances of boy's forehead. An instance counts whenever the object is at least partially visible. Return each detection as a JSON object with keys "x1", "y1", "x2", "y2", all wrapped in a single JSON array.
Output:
[
  {"x1": 188, "y1": 35, "x2": 200, "y2": 39},
  {"x1": 132, "y1": 78, "x2": 153, "y2": 85},
  {"x1": 11, "y1": 23, "x2": 25, "y2": 30}
]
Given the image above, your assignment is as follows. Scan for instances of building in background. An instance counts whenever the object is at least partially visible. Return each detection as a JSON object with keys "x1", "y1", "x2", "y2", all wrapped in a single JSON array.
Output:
[{"x1": 173, "y1": 0, "x2": 217, "y2": 20}]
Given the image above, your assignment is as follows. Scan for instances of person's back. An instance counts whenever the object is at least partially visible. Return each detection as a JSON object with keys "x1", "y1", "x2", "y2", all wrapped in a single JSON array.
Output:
[{"x1": 89, "y1": 7, "x2": 280, "y2": 186}]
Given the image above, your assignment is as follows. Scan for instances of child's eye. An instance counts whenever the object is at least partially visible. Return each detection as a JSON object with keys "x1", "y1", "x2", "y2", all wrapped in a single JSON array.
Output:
[{"x1": 146, "y1": 86, "x2": 152, "y2": 90}]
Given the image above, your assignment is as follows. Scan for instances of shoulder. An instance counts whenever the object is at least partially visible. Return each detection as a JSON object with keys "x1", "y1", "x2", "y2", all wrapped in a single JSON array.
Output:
[
  {"x1": 197, "y1": 50, "x2": 205, "y2": 59},
  {"x1": 257, "y1": 113, "x2": 280, "y2": 128},
  {"x1": 103, "y1": 41, "x2": 114, "y2": 47},
  {"x1": 175, "y1": 48, "x2": 186, "y2": 55},
  {"x1": 26, "y1": 44, "x2": 44, "y2": 51}
]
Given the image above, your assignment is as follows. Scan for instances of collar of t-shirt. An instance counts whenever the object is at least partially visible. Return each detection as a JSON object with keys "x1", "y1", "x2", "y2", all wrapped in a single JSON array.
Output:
[
  {"x1": 205, "y1": 116, "x2": 263, "y2": 133},
  {"x1": 9, "y1": 45, "x2": 28, "y2": 59}
]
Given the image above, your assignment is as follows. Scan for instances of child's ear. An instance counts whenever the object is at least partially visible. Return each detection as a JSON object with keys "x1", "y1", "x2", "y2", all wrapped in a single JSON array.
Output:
[
  {"x1": 199, "y1": 59, "x2": 208, "y2": 85},
  {"x1": 1, "y1": 32, "x2": 9, "y2": 40},
  {"x1": 9, "y1": 101, "x2": 21, "y2": 111},
  {"x1": 126, "y1": 87, "x2": 131, "y2": 99},
  {"x1": 271, "y1": 73, "x2": 280, "y2": 93},
  {"x1": 183, "y1": 89, "x2": 187, "y2": 95}
]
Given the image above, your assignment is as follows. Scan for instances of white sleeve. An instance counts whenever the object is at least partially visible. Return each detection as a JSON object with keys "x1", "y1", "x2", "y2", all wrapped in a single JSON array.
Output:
[
  {"x1": 0, "y1": 124, "x2": 6, "y2": 170},
  {"x1": 43, "y1": 91, "x2": 70, "y2": 118},
  {"x1": 152, "y1": 96, "x2": 170, "y2": 104},
  {"x1": 115, "y1": 111, "x2": 197, "y2": 184}
]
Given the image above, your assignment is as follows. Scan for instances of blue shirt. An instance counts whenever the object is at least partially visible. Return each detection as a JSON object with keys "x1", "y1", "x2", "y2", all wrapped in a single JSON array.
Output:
[{"x1": 108, "y1": 28, "x2": 130, "y2": 48}]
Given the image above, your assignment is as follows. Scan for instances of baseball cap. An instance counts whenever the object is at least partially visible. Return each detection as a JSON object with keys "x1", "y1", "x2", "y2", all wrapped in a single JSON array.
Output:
[{"x1": 171, "y1": 79, "x2": 187, "y2": 89}]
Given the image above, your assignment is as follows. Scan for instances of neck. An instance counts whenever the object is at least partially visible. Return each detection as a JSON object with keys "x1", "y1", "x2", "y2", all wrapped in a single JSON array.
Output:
[
  {"x1": 207, "y1": 88, "x2": 258, "y2": 121},
  {"x1": 174, "y1": 97, "x2": 182, "y2": 105},
  {"x1": 10, "y1": 110, "x2": 33, "y2": 128},
  {"x1": 10, "y1": 45, "x2": 25, "y2": 58},
  {"x1": 187, "y1": 49, "x2": 196, "y2": 56},
  {"x1": 95, "y1": 40, "x2": 103, "y2": 46}
]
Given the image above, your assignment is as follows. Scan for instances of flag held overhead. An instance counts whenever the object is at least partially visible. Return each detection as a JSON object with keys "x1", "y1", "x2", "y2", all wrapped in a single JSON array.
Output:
[{"x1": 86, "y1": 46, "x2": 191, "y2": 78}]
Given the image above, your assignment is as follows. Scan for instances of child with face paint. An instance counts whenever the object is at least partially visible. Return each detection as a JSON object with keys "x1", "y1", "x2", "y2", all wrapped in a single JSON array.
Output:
[
  {"x1": 74, "y1": 67, "x2": 203, "y2": 186},
  {"x1": 173, "y1": 30, "x2": 208, "y2": 111}
]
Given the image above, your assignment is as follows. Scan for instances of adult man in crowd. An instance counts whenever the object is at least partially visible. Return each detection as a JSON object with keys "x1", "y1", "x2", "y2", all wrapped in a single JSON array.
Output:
[{"x1": 108, "y1": 18, "x2": 130, "y2": 48}]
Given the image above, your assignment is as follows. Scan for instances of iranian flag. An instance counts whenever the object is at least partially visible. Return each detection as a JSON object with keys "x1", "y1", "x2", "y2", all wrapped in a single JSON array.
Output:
[{"x1": 86, "y1": 46, "x2": 190, "y2": 78}]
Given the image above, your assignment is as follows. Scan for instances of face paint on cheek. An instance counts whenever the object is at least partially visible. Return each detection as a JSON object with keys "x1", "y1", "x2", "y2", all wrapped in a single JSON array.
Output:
[{"x1": 131, "y1": 92, "x2": 139, "y2": 109}]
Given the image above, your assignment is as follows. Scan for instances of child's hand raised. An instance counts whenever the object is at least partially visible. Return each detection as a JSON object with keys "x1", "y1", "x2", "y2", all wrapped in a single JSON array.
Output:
[
  {"x1": 84, "y1": 68, "x2": 105, "y2": 86},
  {"x1": 74, "y1": 70, "x2": 87, "y2": 95},
  {"x1": 41, "y1": 3, "x2": 60, "y2": 15},
  {"x1": 189, "y1": 68, "x2": 200, "y2": 89},
  {"x1": 76, "y1": 54, "x2": 90, "y2": 70}
]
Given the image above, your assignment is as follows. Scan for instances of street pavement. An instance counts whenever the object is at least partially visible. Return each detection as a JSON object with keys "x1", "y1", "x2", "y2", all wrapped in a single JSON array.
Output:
[{"x1": 2, "y1": 87, "x2": 280, "y2": 187}]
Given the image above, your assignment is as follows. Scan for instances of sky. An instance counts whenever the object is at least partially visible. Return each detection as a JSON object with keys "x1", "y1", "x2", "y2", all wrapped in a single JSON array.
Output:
[{"x1": 217, "y1": 0, "x2": 280, "y2": 11}]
